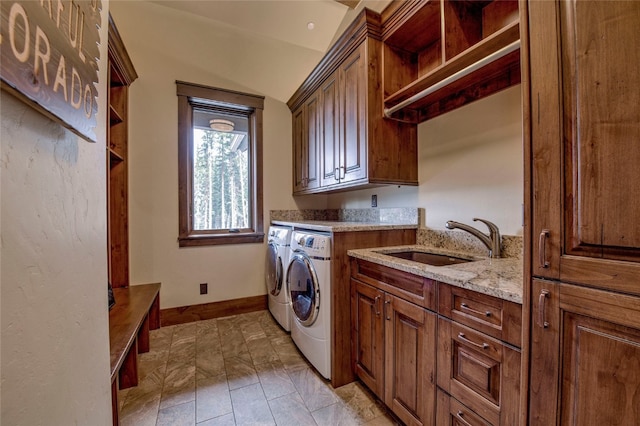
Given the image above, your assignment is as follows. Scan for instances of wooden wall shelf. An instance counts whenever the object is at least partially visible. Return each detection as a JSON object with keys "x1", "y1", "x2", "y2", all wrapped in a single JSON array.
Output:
[{"x1": 381, "y1": 0, "x2": 520, "y2": 123}]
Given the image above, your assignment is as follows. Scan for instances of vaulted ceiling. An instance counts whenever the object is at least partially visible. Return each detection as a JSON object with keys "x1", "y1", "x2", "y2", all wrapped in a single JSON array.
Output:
[{"x1": 110, "y1": 1, "x2": 391, "y2": 102}]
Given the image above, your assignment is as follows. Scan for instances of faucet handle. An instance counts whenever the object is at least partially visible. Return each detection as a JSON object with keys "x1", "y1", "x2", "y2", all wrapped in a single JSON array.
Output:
[{"x1": 472, "y1": 218, "x2": 499, "y2": 235}]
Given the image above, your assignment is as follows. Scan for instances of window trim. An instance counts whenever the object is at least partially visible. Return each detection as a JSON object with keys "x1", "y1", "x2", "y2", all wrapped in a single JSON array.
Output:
[{"x1": 177, "y1": 81, "x2": 264, "y2": 247}]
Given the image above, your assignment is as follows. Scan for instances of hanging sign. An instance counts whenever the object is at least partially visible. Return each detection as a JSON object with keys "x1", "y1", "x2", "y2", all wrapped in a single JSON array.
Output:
[{"x1": 0, "y1": 0, "x2": 102, "y2": 143}]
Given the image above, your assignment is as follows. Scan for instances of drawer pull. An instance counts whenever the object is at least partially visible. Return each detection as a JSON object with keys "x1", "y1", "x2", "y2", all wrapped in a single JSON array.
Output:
[
  {"x1": 538, "y1": 289, "x2": 550, "y2": 329},
  {"x1": 460, "y1": 302, "x2": 491, "y2": 317},
  {"x1": 456, "y1": 410, "x2": 472, "y2": 426},
  {"x1": 538, "y1": 229, "x2": 550, "y2": 268},
  {"x1": 374, "y1": 296, "x2": 381, "y2": 316},
  {"x1": 458, "y1": 332, "x2": 489, "y2": 350}
]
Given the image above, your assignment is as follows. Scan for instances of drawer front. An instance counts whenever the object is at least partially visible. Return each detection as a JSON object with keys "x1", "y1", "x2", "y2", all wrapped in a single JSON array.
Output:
[
  {"x1": 437, "y1": 318, "x2": 521, "y2": 425},
  {"x1": 351, "y1": 258, "x2": 437, "y2": 310},
  {"x1": 438, "y1": 284, "x2": 522, "y2": 347},
  {"x1": 436, "y1": 389, "x2": 494, "y2": 426}
]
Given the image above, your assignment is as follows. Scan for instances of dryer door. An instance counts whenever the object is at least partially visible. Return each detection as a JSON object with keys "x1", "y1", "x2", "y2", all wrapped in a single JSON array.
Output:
[
  {"x1": 265, "y1": 242, "x2": 283, "y2": 296},
  {"x1": 287, "y1": 250, "x2": 320, "y2": 327}
]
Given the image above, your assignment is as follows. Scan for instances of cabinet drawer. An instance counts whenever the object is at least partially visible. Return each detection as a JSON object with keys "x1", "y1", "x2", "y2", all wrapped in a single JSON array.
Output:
[
  {"x1": 351, "y1": 258, "x2": 436, "y2": 310},
  {"x1": 437, "y1": 318, "x2": 520, "y2": 426},
  {"x1": 436, "y1": 389, "x2": 494, "y2": 426},
  {"x1": 438, "y1": 283, "x2": 521, "y2": 347}
]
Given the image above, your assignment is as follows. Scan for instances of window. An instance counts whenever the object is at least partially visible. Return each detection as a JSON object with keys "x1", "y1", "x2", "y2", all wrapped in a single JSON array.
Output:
[{"x1": 177, "y1": 81, "x2": 264, "y2": 246}]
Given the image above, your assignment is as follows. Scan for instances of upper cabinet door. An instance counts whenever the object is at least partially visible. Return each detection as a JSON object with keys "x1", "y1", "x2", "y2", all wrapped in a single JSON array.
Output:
[
  {"x1": 320, "y1": 71, "x2": 340, "y2": 188},
  {"x1": 529, "y1": 0, "x2": 640, "y2": 291},
  {"x1": 339, "y1": 43, "x2": 368, "y2": 185}
]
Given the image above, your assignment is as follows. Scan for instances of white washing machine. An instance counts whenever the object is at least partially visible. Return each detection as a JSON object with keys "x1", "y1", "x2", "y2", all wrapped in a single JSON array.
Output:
[
  {"x1": 286, "y1": 230, "x2": 332, "y2": 379},
  {"x1": 265, "y1": 225, "x2": 293, "y2": 331}
]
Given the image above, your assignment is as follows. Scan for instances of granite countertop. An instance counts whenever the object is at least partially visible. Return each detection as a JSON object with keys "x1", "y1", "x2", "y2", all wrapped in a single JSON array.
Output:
[
  {"x1": 271, "y1": 220, "x2": 418, "y2": 233},
  {"x1": 348, "y1": 245, "x2": 523, "y2": 304}
]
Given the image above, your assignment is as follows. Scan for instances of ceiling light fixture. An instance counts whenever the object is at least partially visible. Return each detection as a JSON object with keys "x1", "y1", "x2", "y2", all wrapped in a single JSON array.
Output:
[
  {"x1": 307, "y1": 22, "x2": 315, "y2": 30},
  {"x1": 209, "y1": 119, "x2": 235, "y2": 132}
]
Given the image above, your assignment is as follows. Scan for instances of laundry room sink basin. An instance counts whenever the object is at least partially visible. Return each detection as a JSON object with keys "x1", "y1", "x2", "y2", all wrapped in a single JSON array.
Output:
[{"x1": 382, "y1": 250, "x2": 473, "y2": 267}]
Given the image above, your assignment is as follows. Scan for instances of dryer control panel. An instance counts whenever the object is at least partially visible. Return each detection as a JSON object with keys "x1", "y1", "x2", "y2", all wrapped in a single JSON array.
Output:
[{"x1": 291, "y1": 231, "x2": 331, "y2": 258}]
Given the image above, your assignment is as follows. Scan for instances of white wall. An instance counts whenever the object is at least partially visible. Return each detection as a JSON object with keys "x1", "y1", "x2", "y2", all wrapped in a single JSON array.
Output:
[
  {"x1": 327, "y1": 85, "x2": 524, "y2": 235},
  {"x1": 0, "y1": 6, "x2": 112, "y2": 425},
  {"x1": 109, "y1": 1, "x2": 326, "y2": 310}
]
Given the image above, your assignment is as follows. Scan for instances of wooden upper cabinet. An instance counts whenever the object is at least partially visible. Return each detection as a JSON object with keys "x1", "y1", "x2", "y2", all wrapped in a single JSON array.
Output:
[
  {"x1": 380, "y1": 0, "x2": 521, "y2": 123},
  {"x1": 529, "y1": 0, "x2": 640, "y2": 292},
  {"x1": 288, "y1": 9, "x2": 417, "y2": 195},
  {"x1": 292, "y1": 91, "x2": 321, "y2": 193}
]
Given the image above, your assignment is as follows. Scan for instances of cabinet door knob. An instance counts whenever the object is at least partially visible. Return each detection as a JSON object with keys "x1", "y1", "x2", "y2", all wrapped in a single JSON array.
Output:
[
  {"x1": 538, "y1": 229, "x2": 551, "y2": 268},
  {"x1": 374, "y1": 295, "x2": 381, "y2": 316},
  {"x1": 384, "y1": 299, "x2": 391, "y2": 321},
  {"x1": 334, "y1": 167, "x2": 340, "y2": 181}
]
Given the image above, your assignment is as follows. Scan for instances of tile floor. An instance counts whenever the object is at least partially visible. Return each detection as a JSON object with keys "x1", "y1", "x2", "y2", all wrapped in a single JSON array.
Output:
[{"x1": 118, "y1": 310, "x2": 399, "y2": 426}]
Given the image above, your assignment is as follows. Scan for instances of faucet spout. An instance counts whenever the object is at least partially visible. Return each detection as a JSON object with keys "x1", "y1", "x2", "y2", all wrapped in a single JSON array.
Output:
[{"x1": 445, "y1": 218, "x2": 501, "y2": 258}]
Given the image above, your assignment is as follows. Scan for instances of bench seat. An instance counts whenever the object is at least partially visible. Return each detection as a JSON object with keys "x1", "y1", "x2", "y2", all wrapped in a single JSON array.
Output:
[{"x1": 109, "y1": 283, "x2": 160, "y2": 425}]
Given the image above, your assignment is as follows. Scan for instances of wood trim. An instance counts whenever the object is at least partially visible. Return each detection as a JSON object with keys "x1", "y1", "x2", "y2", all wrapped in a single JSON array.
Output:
[
  {"x1": 287, "y1": 8, "x2": 381, "y2": 111},
  {"x1": 176, "y1": 81, "x2": 265, "y2": 109},
  {"x1": 160, "y1": 295, "x2": 268, "y2": 327},
  {"x1": 108, "y1": 14, "x2": 138, "y2": 85}
]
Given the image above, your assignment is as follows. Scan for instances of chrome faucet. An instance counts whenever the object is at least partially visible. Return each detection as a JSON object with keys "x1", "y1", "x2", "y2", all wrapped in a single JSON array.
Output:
[{"x1": 445, "y1": 218, "x2": 501, "y2": 258}]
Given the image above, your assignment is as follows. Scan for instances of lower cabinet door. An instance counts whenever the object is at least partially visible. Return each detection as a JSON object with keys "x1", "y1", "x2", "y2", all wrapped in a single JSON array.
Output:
[
  {"x1": 385, "y1": 294, "x2": 436, "y2": 426},
  {"x1": 351, "y1": 278, "x2": 385, "y2": 398},
  {"x1": 530, "y1": 279, "x2": 640, "y2": 426},
  {"x1": 436, "y1": 390, "x2": 494, "y2": 426},
  {"x1": 437, "y1": 317, "x2": 520, "y2": 425}
]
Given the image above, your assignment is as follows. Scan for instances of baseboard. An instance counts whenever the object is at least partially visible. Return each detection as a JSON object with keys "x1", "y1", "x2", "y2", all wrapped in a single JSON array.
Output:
[{"x1": 160, "y1": 294, "x2": 268, "y2": 327}]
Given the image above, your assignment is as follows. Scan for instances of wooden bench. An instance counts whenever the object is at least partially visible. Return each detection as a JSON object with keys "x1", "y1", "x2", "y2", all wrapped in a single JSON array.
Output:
[{"x1": 109, "y1": 283, "x2": 161, "y2": 425}]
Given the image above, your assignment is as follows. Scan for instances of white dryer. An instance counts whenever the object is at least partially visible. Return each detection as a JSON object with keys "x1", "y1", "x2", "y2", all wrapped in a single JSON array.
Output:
[
  {"x1": 265, "y1": 225, "x2": 292, "y2": 331},
  {"x1": 286, "y1": 230, "x2": 332, "y2": 379}
]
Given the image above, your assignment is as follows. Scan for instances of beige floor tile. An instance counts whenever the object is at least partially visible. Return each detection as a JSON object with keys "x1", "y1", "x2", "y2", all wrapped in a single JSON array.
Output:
[
  {"x1": 157, "y1": 400, "x2": 196, "y2": 426},
  {"x1": 335, "y1": 381, "x2": 386, "y2": 422},
  {"x1": 247, "y1": 337, "x2": 280, "y2": 365},
  {"x1": 268, "y1": 392, "x2": 317, "y2": 426},
  {"x1": 115, "y1": 310, "x2": 401, "y2": 426},
  {"x1": 289, "y1": 367, "x2": 339, "y2": 412},
  {"x1": 119, "y1": 392, "x2": 161, "y2": 426},
  {"x1": 196, "y1": 373, "x2": 233, "y2": 423},
  {"x1": 230, "y1": 383, "x2": 274, "y2": 425},
  {"x1": 160, "y1": 362, "x2": 196, "y2": 409},
  {"x1": 196, "y1": 351, "x2": 226, "y2": 380},
  {"x1": 255, "y1": 360, "x2": 297, "y2": 400},
  {"x1": 311, "y1": 402, "x2": 361, "y2": 426},
  {"x1": 197, "y1": 412, "x2": 236, "y2": 425},
  {"x1": 224, "y1": 355, "x2": 259, "y2": 390}
]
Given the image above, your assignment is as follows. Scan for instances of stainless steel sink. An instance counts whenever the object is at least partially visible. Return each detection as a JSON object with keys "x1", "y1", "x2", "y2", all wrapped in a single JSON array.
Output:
[{"x1": 382, "y1": 251, "x2": 472, "y2": 266}]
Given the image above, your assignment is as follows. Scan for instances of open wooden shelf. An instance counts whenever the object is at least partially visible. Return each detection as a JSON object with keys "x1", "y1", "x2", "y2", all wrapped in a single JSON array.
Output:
[{"x1": 381, "y1": 0, "x2": 520, "y2": 123}]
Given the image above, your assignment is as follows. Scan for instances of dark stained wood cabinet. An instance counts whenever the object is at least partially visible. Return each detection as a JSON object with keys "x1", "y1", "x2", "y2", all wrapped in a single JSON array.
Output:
[
  {"x1": 351, "y1": 279, "x2": 385, "y2": 397},
  {"x1": 292, "y1": 89, "x2": 320, "y2": 193},
  {"x1": 351, "y1": 259, "x2": 439, "y2": 426},
  {"x1": 525, "y1": 1, "x2": 640, "y2": 424},
  {"x1": 351, "y1": 258, "x2": 522, "y2": 426},
  {"x1": 380, "y1": 0, "x2": 521, "y2": 123},
  {"x1": 332, "y1": 230, "x2": 417, "y2": 388},
  {"x1": 385, "y1": 293, "x2": 437, "y2": 426},
  {"x1": 288, "y1": 9, "x2": 417, "y2": 195},
  {"x1": 107, "y1": 15, "x2": 137, "y2": 288}
]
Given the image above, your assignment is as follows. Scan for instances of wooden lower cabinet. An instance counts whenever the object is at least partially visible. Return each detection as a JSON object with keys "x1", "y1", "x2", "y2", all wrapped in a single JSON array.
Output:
[
  {"x1": 437, "y1": 318, "x2": 520, "y2": 426},
  {"x1": 530, "y1": 279, "x2": 640, "y2": 426},
  {"x1": 385, "y1": 294, "x2": 436, "y2": 426},
  {"x1": 436, "y1": 390, "x2": 493, "y2": 426},
  {"x1": 351, "y1": 278, "x2": 436, "y2": 426}
]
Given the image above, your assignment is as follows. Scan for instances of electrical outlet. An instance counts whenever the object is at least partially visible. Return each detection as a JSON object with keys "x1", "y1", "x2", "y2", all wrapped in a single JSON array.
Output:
[
  {"x1": 371, "y1": 194, "x2": 377, "y2": 207},
  {"x1": 200, "y1": 283, "x2": 208, "y2": 295}
]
